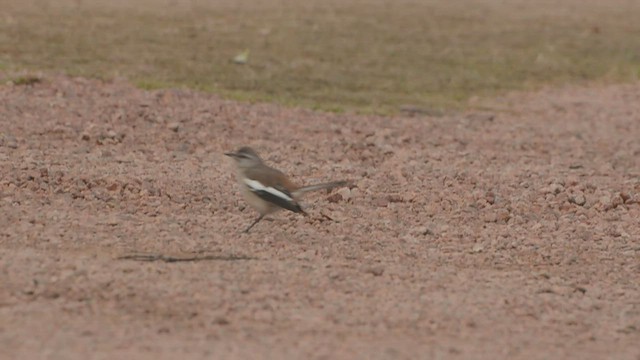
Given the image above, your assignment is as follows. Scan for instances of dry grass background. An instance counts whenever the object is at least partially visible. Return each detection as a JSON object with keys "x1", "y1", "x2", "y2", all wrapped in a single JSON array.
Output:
[{"x1": 1, "y1": 0, "x2": 639, "y2": 113}]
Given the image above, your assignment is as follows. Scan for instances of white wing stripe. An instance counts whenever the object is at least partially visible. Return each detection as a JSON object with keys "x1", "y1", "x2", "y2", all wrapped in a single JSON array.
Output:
[{"x1": 243, "y1": 178, "x2": 293, "y2": 202}]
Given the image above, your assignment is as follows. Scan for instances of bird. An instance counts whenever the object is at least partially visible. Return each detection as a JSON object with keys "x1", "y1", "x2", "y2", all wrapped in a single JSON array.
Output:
[{"x1": 225, "y1": 146, "x2": 348, "y2": 233}]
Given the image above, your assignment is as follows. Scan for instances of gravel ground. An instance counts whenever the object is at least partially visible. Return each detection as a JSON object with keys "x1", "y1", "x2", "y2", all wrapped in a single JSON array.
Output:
[{"x1": 1, "y1": 75, "x2": 639, "y2": 359}]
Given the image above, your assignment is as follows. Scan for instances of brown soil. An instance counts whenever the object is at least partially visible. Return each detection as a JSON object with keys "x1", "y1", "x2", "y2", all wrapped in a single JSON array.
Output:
[{"x1": 1, "y1": 75, "x2": 639, "y2": 359}]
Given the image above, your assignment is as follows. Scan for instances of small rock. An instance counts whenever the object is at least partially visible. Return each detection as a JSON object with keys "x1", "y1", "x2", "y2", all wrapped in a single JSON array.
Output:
[
  {"x1": 0, "y1": 133, "x2": 16, "y2": 148},
  {"x1": 569, "y1": 192, "x2": 586, "y2": 206},
  {"x1": 167, "y1": 122, "x2": 180, "y2": 132},
  {"x1": 402, "y1": 234, "x2": 420, "y2": 244},
  {"x1": 365, "y1": 265, "x2": 385, "y2": 276},
  {"x1": 475, "y1": 199, "x2": 490, "y2": 209},
  {"x1": 471, "y1": 243, "x2": 484, "y2": 253},
  {"x1": 296, "y1": 249, "x2": 315, "y2": 260},
  {"x1": 559, "y1": 202, "x2": 573, "y2": 211},
  {"x1": 411, "y1": 226, "x2": 432, "y2": 236},
  {"x1": 537, "y1": 287, "x2": 557, "y2": 295},
  {"x1": 585, "y1": 182, "x2": 598, "y2": 191},
  {"x1": 626, "y1": 194, "x2": 640, "y2": 204},
  {"x1": 483, "y1": 212, "x2": 497, "y2": 223},
  {"x1": 402, "y1": 192, "x2": 417, "y2": 203},
  {"x1": 328, "y1": 271, "x2": 344, "y2": 281},
  {"x1": 565, "y1": 175, "x2": 580, "y2": 187},
  {"x1": 465, "y1": 113, "x2": 495, "y2": 122},
  {"x1": 106, "y1": 130, "x2": 118, "y2": 139},
  {"x1": 373, "y1": 198, "x2": 389, "y2": 207},
  {"x1": 326, "y1": 193, "x2": 343, "y2": 203},
  {"x1": 620, "y1": 192, "x2": 631, "y2": 203},
  {"x1": 337, "y1": 187, "x2": 352, "y2": 201},
  {"x1": 485, "y1": 191, "x2": 496, "y2": 205},
  {"x1": 609, "y1": 228, "x2": 622, "y2": 238},
  {"x1": 537, "y1": 272, "x2": 550, "y2": 279},
  {"x1": 599, "y1": 195, "x2": 611, "y2": 207},
  {"x1": 212, "y1": 316, "x2": 230, "y2": 325},
  {"x1": 549, "y1": 183, "x2": 564, "y2": 195},
  {"x1": 599, "y1": 193, "x2": 622, "y2": 211},
  {"x1": 495, "y1": 209, "x2": 510, "y2": 223},
  {"x1": 574, "y1": 286, "x2": 587, "y2": 294},
  {"x1": 612, "y1": 194, "x2": 624, "y2": 208}
]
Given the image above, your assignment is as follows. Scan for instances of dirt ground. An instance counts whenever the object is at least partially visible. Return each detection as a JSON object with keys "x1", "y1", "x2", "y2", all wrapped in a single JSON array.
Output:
[{"x1": 1, "y1": 75, "x2": 639, "y2": 359}]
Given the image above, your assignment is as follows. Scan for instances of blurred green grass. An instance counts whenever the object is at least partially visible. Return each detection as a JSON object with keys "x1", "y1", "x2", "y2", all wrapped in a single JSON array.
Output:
[{"x1": 1, "y1": 0, "x2": 639, "y2": 114}]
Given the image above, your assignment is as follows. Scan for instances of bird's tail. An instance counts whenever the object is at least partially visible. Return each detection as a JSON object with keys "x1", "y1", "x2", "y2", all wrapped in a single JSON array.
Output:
[{"x1": 294, "y1": 181, "x2": 349, "y2": 197}]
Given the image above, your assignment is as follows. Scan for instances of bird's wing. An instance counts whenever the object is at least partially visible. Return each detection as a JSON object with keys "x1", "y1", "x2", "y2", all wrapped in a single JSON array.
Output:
[{"x1": 243, "y1": 167, "x2": 305, "y2": 214}]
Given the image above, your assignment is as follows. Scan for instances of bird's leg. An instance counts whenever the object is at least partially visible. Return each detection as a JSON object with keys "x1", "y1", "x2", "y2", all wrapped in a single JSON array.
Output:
[{"x1": 243, "y1": 214, "x2": 265, "y2": 233}]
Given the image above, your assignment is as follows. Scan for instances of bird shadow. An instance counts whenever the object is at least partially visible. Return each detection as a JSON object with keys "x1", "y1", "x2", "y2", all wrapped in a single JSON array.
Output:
[{"x1": 117, "y1": 252, "x2": 256, "y2": 263}]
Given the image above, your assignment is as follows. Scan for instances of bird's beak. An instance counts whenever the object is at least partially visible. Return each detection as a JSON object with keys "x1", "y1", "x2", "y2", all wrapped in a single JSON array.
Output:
[{"x1": 224, "y1": 152, "x2": 237, "y2": 158}]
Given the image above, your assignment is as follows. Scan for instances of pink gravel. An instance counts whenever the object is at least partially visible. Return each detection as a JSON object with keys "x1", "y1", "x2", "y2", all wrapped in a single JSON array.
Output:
[{"x1": 1, "y1": 75, "x2": 639, "y2": 359}]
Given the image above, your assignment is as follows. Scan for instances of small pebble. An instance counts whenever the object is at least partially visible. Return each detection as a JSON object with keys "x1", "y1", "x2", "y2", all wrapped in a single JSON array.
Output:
[
  {"x1": 365, "y1": 266, "x2": 385, "y2": 276},
  {"x1": 569, "y1": 193, "x2": 586, "y2": 206}
]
